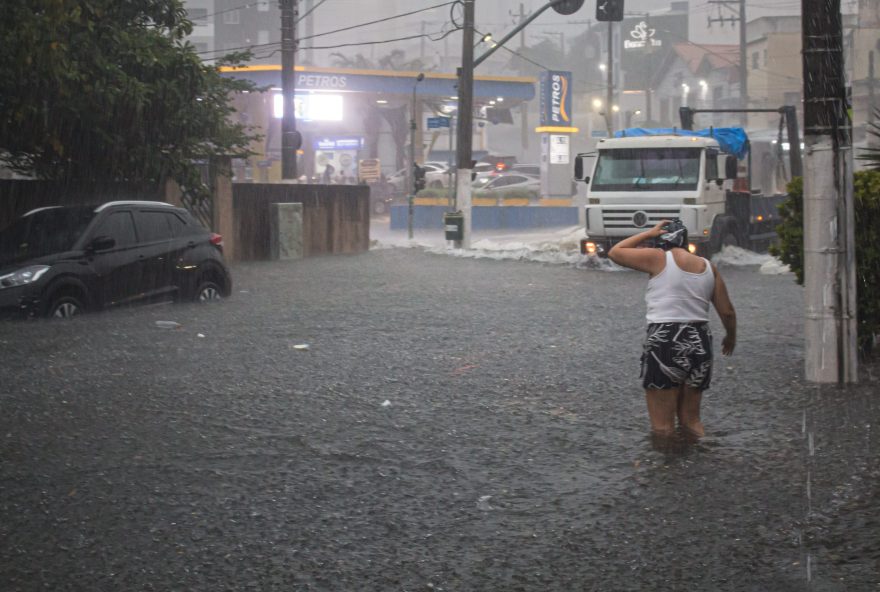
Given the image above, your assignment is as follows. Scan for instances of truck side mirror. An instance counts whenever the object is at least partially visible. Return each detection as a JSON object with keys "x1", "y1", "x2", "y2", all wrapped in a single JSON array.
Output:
[
  {"x1": 574, "y1": 154, "x2": 591, "y2": 184},
  {"x1": 725, "y1": 155, "x2": 738, "y2": 180}
]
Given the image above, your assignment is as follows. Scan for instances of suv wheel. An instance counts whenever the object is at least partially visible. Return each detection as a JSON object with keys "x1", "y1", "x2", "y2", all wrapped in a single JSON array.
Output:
[
  {"x1": 195, "y1": 279, "x2": 223, "y2": 303},
  {"x1": 47, "y1": 292, "x2": 86, "y2": 319}
]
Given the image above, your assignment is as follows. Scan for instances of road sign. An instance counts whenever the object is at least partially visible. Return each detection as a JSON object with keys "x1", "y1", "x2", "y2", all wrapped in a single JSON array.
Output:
[
  {"x1": 358, "y1": 159, "x2": 381, "y2": 182},
  {"x1": 549, "y1": 134, "x2": 570, "y2": 164},
  {"x1": 427, "y1": 116, "x2": 451, "y2": 129}
]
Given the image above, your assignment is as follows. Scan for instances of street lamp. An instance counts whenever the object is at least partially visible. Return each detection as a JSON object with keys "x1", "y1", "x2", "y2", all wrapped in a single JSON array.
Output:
[{"x1": 408, "y1": 72, "x2": 425, "y2": 240}]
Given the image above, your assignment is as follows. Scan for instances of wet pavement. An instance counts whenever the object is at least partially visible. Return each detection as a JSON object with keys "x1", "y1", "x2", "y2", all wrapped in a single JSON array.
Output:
[{"x1": 1, "y1": 244, "x2": 878, "y2": 591}]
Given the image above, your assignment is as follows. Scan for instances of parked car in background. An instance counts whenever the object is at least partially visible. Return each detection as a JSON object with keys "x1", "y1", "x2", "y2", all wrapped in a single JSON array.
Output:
[
  {"x1": 510, "y1": 164, "x2": 541, "y2": 177},
  {"x1": 0, "y1": 201, "x2": 231, "y2": 319},
  {"x1": 473, "y1": 173, "x2": 541, "y2": 198},
  {"x1": 486, "y1": 163, "x2": 541, "y2": 179},
  {"x1": 388, "y1": 163, "x2": 450, "y2": 192}
]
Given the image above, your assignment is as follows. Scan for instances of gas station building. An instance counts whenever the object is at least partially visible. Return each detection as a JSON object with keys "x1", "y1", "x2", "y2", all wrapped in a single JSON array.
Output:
[{"x1": 220, "y1": 65, "x2": 538, "y2": 184}]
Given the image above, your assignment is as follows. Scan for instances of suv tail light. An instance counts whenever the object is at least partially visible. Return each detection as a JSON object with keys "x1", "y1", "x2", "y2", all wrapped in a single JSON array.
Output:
[{"x1": 210, "y1": 233, "x2": 224, "y2": 247}]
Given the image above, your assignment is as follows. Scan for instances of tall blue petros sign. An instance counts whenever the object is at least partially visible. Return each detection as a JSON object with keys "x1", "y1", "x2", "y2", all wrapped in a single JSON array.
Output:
[{"x1": 539, "y1": 71, "x2": 573, "y2": 127}]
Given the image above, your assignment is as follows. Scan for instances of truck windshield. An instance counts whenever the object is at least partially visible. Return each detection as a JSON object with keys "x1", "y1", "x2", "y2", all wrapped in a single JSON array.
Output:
[{"x1": 591, "y1": 147, "x2": 701, "y2": 191}]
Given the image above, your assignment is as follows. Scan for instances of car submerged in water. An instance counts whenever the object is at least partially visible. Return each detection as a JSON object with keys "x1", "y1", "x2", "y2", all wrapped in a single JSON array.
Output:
[{"x1": 0, "y1": 201, "x2": 232, "y2": 319}]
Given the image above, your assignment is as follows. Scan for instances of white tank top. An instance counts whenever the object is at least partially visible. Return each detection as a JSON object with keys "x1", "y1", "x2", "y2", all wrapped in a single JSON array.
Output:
[{"x1": 645, "y1": 250, "x2": 715, "y2": 323}]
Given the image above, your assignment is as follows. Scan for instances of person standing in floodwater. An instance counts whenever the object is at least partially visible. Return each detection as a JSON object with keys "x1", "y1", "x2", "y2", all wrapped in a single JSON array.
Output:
[{"x1": 608, "y1": 219, "x2": 737, "y2": 439}]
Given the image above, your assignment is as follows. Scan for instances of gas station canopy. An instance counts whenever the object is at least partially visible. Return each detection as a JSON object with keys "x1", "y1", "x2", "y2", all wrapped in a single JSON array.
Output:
[{"x1": 220, "y1": 65, "x2": 536, "y2": 103}]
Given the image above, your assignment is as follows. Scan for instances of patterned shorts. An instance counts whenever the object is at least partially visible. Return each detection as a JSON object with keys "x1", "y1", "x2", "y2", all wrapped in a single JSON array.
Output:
[{"x1": 641, "y1": 322, "x2": 713, "y2": 391}]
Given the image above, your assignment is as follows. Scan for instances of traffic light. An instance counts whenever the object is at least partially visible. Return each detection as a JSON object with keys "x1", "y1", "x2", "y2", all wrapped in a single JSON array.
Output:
[
  {"x1": 551, "y1": 0, "x2": 584, "y2": 15},
  {"x1": 413, "y1": 164, "x2": 426, "y2": 192},
  {"x1": 596, "y1": 0, "x2": 624, "y2": 21}
]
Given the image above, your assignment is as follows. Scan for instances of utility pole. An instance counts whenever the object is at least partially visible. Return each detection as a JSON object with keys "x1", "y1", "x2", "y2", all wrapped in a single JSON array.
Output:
[
  {"x1": 303, "y1": 0, "x2": 314, "y2": 65},
  {"x1": 801, "y1": 0, "x2": 857, "y2": 383},
  {"x1": 870, "y1": 51, "x2": 876, "y2": 128},
  {"x1": 454, "y1": 0, "x2": 475, "y2": 248},
  {"x1": 408, "y1": 73, "x2": 425, "y2": 240},
  {"x1": 512, "y1": 3, "x2": 529, "y2": 151},
  {"x1": 605, "y1": 21, "x2": 614, "y2": 134},
  {"x1": 280, "y1": 0, "x2": 300, "y2": 180},
  {"x1": 708, "y1": 0, "x2": 748, "y2": 126}
]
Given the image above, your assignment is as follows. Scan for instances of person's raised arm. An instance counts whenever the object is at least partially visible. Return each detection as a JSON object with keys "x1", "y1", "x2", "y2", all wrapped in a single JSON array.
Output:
[
  {"x1": 607, "y1": 220, "x2": 667, "y2": 275},
  {"x1": 711, "y1": 263, "x2": 737, "y2": 356}
]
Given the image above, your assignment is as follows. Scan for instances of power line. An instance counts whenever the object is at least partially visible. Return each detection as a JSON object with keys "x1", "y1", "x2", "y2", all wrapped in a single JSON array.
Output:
[
  {"x1": 198, "y1": 2, "x2": 459, "y2": 58},
  {"x1": 293, "y1": 27, "x2": 460, "y2": 53},
  {"x1": 299, "y1": 1, "x2": 456, "y2": 42}
]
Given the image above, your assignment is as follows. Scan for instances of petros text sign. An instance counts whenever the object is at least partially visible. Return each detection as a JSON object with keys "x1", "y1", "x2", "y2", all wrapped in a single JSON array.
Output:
[
  {"x1": 296, "y1": 73, "x2": 348, "y2": 89},
  {"x1": 539, "y1": 71, "x2": 573, "y2": 127}
]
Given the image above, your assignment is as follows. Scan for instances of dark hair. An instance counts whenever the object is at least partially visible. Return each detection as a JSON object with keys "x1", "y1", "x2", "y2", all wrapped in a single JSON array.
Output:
[{"x1": 657, "y1": 218, "x2": 688, "y2": 251}]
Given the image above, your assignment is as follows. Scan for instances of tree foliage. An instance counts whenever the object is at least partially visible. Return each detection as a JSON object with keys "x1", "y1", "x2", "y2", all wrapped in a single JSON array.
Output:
[
  {"x1": 771, "y1": 172, "x2": 880, "y2": 355},
  {"x1": 856, "y1": 108, "x2": 880, "y2": 170},
  {"x1": 0, "y1": 0, "x2": 258, "y2": 197}
]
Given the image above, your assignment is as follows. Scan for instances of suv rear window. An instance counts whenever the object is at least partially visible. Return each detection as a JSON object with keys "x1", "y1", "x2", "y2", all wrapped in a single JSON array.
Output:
[
  {"x1": 166, "y1": 211, "x2": 206, "y2": 237},
  {"x1": 93, "y1": 211, "x2": 137, "y2": 247},
  {"x1": 136, "y1": 211, "x2": 174, "y2": 242}
]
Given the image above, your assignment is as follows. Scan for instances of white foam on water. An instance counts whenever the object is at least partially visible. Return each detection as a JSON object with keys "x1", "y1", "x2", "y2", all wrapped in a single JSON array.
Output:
[{"x1": 373, "y1": 223, "x2": 790, "y2": 274}]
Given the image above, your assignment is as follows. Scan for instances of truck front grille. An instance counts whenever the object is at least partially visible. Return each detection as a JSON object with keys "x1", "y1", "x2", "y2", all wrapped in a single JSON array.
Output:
[{"x1": 602, "y1": 208, "x2": 681, "y2": 229}]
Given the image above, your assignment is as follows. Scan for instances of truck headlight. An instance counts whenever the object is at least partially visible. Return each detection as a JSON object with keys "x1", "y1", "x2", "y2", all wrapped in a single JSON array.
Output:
[{"x1": 0, "y1": 265, "x2": 50, "y2": 289}]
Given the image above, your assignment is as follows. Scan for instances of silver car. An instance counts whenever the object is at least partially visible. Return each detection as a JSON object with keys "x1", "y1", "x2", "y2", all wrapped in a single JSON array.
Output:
[{"x1": 473, "y1": 173, "x2": 541, "y2": 196}]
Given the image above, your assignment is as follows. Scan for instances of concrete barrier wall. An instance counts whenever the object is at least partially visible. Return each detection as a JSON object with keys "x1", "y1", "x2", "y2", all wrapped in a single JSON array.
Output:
[
  {"x1": 233, "y1": 184, "x2": 369, "y2": 260},
  {"x1": 390, "y1": 205, "x2": 580, "y2": 231}
]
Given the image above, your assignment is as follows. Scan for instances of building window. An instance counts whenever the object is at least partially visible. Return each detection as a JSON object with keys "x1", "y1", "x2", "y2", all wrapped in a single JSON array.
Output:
[
  {"x1": 223, "y1": 9, "x2": 240, "y2": 25},
  {"x1": 752, "y1": 51, "x2": 760, "y2": 69},
  {"x1": 188, "y1": 8, "x2": 208, "y2": 22},
  {"x1": 258, "y1": 30, "x2": 269, "y2": 45},
  {"x1": 713, "y1": 85, "x2": 724, "y2": 104},
  {"x1": 258, "y1": 1, "x2": 270, "y2": 11}
]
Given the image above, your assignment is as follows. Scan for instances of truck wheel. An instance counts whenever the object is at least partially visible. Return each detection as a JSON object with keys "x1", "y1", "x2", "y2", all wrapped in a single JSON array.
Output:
[
  {"x1": 721, "y1": 230, "x2": 739, "y2": 247},
  {"x1": 709, "y1": 217, "x2": 739, "y2": 256}
]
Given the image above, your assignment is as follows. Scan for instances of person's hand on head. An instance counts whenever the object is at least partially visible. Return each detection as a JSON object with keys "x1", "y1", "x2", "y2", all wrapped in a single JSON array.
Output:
[{"x1": 648, "y1": 220, "x2": 669, "y2": 237}]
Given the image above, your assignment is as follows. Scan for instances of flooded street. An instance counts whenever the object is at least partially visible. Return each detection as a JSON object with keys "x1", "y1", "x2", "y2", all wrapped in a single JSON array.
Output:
[{"x1": 1, "y1": 247, "x2": 878, "y2": 591}]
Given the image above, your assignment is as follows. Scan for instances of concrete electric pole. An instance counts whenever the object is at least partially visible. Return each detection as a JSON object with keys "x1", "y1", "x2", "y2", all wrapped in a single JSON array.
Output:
[
  {"x1": 280, "y1": 0, "x2": 301, "y2": 180},
  {"x1": 708, "y1": 0, "x2": 748, "y2": 126},
  {"x1": 801, "y1": 0, "x2": 858, "y2": 383},
  {"x1": 454, "y1": 0, "x2": 476, "y2": 248}
]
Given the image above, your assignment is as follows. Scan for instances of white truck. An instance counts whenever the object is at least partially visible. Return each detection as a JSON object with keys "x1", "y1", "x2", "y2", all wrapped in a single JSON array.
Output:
[{"x1": 574, "y1": 126, "x2": 789, "y2": 257}]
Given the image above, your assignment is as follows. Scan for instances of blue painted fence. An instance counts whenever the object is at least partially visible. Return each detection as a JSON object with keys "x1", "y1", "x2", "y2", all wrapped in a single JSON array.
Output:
[{"x1": 390, "y1": 205, "x2": 579, "y2": 230}]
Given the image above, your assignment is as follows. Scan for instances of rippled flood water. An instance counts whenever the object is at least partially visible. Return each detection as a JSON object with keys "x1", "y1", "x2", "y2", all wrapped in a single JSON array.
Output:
[{"x1": 0, "y1": 250, "x2": 877, "y2": 591}]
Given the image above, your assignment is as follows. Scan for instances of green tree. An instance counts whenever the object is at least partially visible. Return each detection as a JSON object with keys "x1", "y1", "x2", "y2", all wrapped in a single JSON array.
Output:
[
  {"x1": 0, "y1": 0, "x2": 258, "y2": 198},
  {"x1": 856, "y1": 108, "x2": 880, "y2": 170}
]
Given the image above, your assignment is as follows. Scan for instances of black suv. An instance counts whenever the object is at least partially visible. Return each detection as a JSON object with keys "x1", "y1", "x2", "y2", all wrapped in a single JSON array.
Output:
[{"x1": 0, "y1": 201, "x2": 232, "y2": 318}]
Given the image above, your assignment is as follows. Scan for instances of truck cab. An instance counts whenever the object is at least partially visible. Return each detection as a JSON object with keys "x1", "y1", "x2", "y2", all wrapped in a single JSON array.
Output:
[{"x1": 575, "y1": 134, "x2": 738, "y2": 256}]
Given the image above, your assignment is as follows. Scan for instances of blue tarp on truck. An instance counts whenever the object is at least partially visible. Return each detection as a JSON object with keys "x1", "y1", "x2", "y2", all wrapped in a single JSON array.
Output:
[{"x1": 613, "y1": 127, "x2": 749, "y2": 160}]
